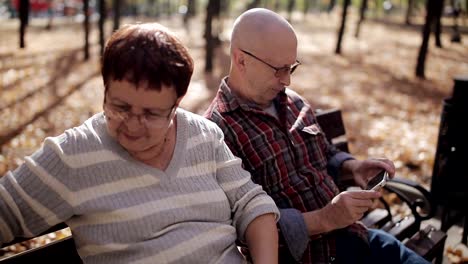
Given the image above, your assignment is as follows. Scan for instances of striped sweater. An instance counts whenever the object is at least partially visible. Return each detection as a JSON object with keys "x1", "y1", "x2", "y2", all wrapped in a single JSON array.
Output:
[{"x1": 0, "y1": 109, "x2": 280, "y2": 264}]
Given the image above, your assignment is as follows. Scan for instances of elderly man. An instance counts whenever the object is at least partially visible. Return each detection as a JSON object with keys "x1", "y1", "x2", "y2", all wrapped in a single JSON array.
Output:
[{"x1": 204, "y1": 8, "x2": 430, "y2": 264}]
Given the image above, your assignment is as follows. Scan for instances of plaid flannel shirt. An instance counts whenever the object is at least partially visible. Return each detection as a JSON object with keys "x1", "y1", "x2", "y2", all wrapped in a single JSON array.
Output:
[{"x1": 204, "y1": 78, "x2": 369, "y2": 264}]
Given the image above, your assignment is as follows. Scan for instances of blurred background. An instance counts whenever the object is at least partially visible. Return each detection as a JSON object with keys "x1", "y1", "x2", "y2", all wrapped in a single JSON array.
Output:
[{"x1": 0, "y1": 0, "x2": 467, "y2": 262}]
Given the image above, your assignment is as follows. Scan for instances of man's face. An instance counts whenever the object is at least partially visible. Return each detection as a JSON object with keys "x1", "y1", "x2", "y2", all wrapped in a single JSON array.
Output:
[{"x1": 240, "y1": 43, "x2": 298, "y2": 108}]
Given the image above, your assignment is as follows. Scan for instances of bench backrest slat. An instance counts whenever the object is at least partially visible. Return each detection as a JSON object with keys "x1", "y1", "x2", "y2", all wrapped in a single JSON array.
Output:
[{"x1": 315, "y1": 109, "x2": 349, "y2": 152}]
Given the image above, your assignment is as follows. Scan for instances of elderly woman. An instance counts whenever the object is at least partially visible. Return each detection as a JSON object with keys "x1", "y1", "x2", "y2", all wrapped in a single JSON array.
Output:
[{"x1": 0, "y1": 23, "x2": 279, "y2": 264}]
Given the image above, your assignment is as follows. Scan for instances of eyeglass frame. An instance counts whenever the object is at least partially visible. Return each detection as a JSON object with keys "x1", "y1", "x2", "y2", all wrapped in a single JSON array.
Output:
[
  {"x1": 103, "y1": 99, "x2": 177, "y2": 129},
  {"x1": 240, "y1": 49, "x2": 301, "y2": 77}
]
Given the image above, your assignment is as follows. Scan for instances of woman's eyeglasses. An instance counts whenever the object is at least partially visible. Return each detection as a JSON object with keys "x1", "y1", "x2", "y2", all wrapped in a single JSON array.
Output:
[
  {"x1": 104, "y1": 102, "x2": 176, "y2": 129},
  {"x1": 240, "y1": 49, "x2": 300, "y2": 78}
]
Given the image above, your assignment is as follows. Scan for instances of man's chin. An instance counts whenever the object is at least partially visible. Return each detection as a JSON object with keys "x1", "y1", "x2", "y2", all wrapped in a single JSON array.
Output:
[{"x1": 272, "y1": 87, "x2": 285, "y2": 94}]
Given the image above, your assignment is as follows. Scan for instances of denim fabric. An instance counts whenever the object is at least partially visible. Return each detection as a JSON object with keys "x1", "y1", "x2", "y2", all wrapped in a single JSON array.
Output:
[{"x1": 336, "y1": 228, "x2": 431, "y2": 264}]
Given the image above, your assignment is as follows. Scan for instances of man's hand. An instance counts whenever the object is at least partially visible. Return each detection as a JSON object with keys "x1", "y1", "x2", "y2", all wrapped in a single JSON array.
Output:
[
  {"x1": 323, "y1": 190, "x2": 381, "y2": 230},
  {"x1": 303, "y1": 190, "x2": 381, "y2": 235},
  {"x1": 342, "y1": 158, "x2": 395, "y2": 190}
]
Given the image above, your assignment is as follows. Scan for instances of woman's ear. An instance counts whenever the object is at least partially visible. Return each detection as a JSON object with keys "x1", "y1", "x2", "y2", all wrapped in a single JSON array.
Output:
[{"x1": 175, "y1": 96, "x2": 184, "y2": 107}]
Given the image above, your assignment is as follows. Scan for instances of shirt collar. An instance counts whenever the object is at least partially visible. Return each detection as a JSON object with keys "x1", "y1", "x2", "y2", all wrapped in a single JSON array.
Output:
[{"x1": 217, "y1": 76, "x2": 288, "y2": 114}]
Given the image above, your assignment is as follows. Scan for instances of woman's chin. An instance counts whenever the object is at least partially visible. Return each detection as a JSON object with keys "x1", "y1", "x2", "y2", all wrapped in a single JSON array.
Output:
[{"x1": 118, "y1": 135, "x2": 146, "y2": 152}]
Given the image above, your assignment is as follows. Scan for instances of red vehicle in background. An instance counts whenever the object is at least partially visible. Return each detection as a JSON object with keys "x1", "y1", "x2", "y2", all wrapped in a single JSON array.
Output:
[
  {"x1": 11, "y1": 0, "x2": 84, "y2": 16},
  {"x1": 12, "y1": 0, "x2": 50, "y2": 12}
]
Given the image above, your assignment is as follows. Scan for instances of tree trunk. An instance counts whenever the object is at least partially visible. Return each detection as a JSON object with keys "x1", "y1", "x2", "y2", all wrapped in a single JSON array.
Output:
[
  {"x1": 416, "y1": 0, "x2": 436, "y2": 78},
  {"x1": 19, "y1": 0, "x2": 29, "y2": 48},
  {"x1": 246, "y1": 0, "x2": 261, "y2": 10},
  {"x1": 183, "y1": 0, "x2": 196, "y2": 26},
  {"x1": 450, "y1": 0, "x2": 462, "y2": 42},
  {"x1": 164, "y1": 0, "x2": 171, "y2": 16},
  {"x1": 113, "y1": 0, "x2": 121, "y2": 31},
  {"x1": 83, "y1": 0, "x2": 90, "y2": 60},
  {"x1": 45, "y1": 0, "x2": 53, "y2": 30},
  {"x1": 99, "y1": 0, "x2": 106, "y2": 55},
  {"x1": 328, "y1": 0, "x2": 336, "y2": 13},
  {"x1": 335, "y1": 0, "x2": 350, "y2": 54},
  {"x1": 287, "y1": 0, "x2": 295, "y2": 22},
  {"x1": 434, "y1": 0, "x2": 444, "y2": 48},
  {"x1": 355, "y1": 0, "x2": 368, "y2": 38},
  {"x1": 303, "y1": 0, "x2": 310, "y2": 16},
  {"x1": 205, "y1": 0, "x2": 216, "y2": 72},
  {"x1": 405, "y1": 0, "x2": 414, "y2": 25},
  {"x1": 274, "y1": 0, "x2": 281, "y2": 11}
]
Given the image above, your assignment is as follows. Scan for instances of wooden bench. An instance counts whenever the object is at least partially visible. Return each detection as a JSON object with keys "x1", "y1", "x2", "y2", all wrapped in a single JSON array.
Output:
[
  {"x1": 316, "y1": 108, "x2": 447, "y2": 263},
  {"x1": 0, "y1": 108, "x2": 447, "y2": 263}
]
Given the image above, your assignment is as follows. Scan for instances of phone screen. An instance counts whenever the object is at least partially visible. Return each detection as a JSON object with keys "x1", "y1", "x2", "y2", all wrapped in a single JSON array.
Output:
[{"x1": 366, "y1": 170, "x2": 387, "y2": 190}]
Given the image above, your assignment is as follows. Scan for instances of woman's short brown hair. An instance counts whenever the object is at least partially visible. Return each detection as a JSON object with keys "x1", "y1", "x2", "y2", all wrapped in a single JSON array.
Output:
[{"x1": 101, "y1": 23, "x2": 194, "y2": 98}]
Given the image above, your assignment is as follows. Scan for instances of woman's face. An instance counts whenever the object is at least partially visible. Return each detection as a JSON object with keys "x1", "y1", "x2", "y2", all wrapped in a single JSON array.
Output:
[{"x1": 104, "y1": 79, "x2": 179, "y2": 160}]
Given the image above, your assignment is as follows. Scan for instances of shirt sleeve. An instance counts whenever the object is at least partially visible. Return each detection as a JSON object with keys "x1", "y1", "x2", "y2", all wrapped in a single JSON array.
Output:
[
  {"x1": 326, "y1": 149, "x2": 355, "y2": 183},
  {"x1": 0, "y1": 134, "x2": 75, "y2": 245},
  {"x1": 213, "y1": 126, "x2": 280, "y2": 242},
  {"x1": 277, "y1": 208, "x2": 310, "y2": 261}
]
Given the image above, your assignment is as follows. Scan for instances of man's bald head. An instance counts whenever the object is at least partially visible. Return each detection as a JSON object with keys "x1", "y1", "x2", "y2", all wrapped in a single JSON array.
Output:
[{"x1": 230, "y1": 8, "x2": 297, "y2": 58}]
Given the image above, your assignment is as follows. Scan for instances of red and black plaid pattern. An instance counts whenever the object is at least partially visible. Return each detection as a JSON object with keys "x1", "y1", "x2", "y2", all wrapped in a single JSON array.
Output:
[{"x1": 205, "y1": 79, "x2": 368, "y2": 263}]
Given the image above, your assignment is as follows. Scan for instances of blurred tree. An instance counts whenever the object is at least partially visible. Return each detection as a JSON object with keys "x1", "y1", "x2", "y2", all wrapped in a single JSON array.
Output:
[
  {"x1": 164, "y1": 0, "x2": 172, "y2": 15},
  {"x1": 99, "y1": 0, "x2": 107, "y2": 55},
  {"x1": 328, "y1": 0, "x2": 336, "y2": 13},
  {"x1": 434, "y1": 0, "x2": 443, "y2": 48},
  {"x1": 405, "y1": 0, "x2": 414, "y2": 24},
  {"x1": 45, "y1": 0, "x2": 53, "y2": 30},
  {"x1": 416, "y1": 0, "x2": 442, "y2": 77},
  {"x1": 146, "y1": 0, "x2": 160, "y2": 17},
  {"x1": 274, "y1": 0, "x2": 281, "y2": 10},
  {"x1": 335, "y1": 0, "x2": 350, "y2": 54},
  {"x1": 19, "y1": 0, "x2": 29, "y2": 48},
  {"x1": 246, "y1": 0, "x2": 261, "y2": 10},
  {"x1": 113, "y1": 0, "x2": 122, "y2": 31},
  {"x1": 84, "y1": 0, "x2": 90, "y2": 60},
  {"x1": 355, "y1": 0, "x2": 368, "y2": 38},
  {"x1": 303, "y1": 0, "x2": 311, "y2": 15},
  {"x1": 205, "y1": 0, "x2": 220, "y2": 72},
  {"x1": 287, "y1": 0, "x2": 295, "y2": 22},
  {"x1": 183, "y1": 0, "x2": 197, "y2": 28},
  {"x1": 450, "y1": 0, "x2": 462, "y2": 42}
]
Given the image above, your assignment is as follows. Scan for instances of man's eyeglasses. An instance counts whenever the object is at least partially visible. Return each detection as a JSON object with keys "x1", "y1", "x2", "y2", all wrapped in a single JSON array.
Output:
[
  {"x1": 240, "y1": 49, "x2": 300, "y2": 78},
  {"x1": 104, "y1": 102, "x2": 176, "y2": 129}
]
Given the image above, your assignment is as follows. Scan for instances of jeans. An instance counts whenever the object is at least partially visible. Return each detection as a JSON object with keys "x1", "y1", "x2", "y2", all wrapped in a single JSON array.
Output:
[{"x1": 335, "y1": 228, "x2": 431, "y2": 264}]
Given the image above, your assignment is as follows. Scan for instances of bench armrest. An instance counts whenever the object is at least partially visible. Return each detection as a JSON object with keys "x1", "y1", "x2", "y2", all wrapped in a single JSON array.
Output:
[
  {"x1": 2, "y1": 223, "x2": 69, "y2": 248},
  {"x1": 384, "y1": 177, "x2": 435, "y2": 222}
]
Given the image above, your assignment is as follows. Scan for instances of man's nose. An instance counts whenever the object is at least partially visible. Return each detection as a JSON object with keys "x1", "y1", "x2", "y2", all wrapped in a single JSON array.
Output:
[{"x1": 279, "y1": 72, "x2": 291, "y2": 86}]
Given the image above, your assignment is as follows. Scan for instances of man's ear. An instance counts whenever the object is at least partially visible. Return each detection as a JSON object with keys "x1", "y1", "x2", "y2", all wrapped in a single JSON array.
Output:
[{"x1": 233, "y1": 49, "x2": 246, "y2": 73}]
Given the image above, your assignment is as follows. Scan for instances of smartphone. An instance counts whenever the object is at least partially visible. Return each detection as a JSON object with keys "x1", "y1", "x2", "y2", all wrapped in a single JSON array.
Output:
[{"x1": 366, "y1": 170, "x2": 389, "y2": 191}]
